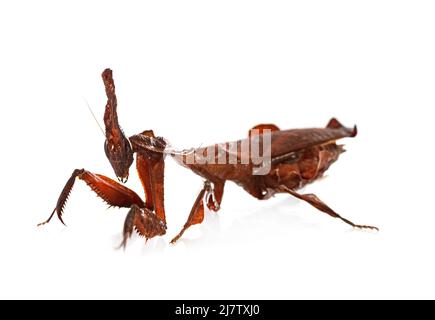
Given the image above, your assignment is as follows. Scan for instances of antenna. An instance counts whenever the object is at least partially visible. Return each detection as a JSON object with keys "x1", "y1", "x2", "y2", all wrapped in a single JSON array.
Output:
[{"x1": 83, "y1": 97, "x2": 105, "y2": 138}]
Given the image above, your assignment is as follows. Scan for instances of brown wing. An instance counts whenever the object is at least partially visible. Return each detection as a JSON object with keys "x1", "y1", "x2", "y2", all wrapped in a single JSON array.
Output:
[
  {"x1": 270, "y1": 120, "x2": 357, "y2": 158},
  {"x1": 193, "y1": 119, "x2": 356, "y2": 166}
]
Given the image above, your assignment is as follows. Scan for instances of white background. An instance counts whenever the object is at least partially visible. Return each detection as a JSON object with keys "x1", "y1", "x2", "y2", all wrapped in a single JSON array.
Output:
[{"x1": 1, "y1": 1, "x2": 434, "y2": 299}]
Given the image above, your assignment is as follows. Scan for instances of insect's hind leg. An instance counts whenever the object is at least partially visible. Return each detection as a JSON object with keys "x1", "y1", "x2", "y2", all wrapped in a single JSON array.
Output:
[{"x1": 279, "y1": 185, "x2": 378, "y2": 231}]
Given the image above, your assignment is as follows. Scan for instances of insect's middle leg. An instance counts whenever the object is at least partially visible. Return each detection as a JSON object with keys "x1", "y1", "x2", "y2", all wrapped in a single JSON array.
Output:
[
  {"x1": 206, "y1": 180, "x2": 225, "y2": 212},
  {"x1": 170, "y1": 181, "x2": 213, "y2": 244}
]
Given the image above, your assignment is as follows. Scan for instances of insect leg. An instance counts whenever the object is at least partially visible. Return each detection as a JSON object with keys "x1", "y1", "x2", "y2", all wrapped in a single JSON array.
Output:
[
  {"x1": 170, "y1": 181, "x2": 212, "y2": 244},
  {"x1": 119, "y1": 204, "x2": 166, "y2": 249},
  {"x1": 206, "y1": 180, "x2": 225, "y2": 212},
  {"x1": 38, "y1": 169, "x2": 144, "y2": 226},
  {"x1": 135, "y1": 135, "x2": 167, "y2": 224},
  {"x1": 279, "y1": 185, "x2": 378, "y2": 231},
  {"x1": 114, "y1": 135, "x2": 168, "y2": 248}
]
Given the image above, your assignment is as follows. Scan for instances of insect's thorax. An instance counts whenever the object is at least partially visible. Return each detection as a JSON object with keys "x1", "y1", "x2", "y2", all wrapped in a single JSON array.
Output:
[{"x1": 176, "y1": 142, "x2": 254, "y2": 182}]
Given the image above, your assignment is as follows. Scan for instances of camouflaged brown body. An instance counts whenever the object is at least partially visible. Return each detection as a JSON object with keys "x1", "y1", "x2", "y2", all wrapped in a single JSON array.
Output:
[
  {"x1": 40, "y1": 68, "x2": 377, "y2": 249},
  {"x1": 183, "y1": 125, "x2": 353, "y2": 200}
]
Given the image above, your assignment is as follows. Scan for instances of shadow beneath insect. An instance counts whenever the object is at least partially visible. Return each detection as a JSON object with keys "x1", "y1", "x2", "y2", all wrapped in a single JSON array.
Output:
[
  {"x1": 140, "y1": 237, "x2": 167, "y2": 255},
  {"x1": 112, "y1": 232, "x2": 167, "y2": 254},
  {"x1": 174, "y1": 194, "x2": 322, "y2": 249}
]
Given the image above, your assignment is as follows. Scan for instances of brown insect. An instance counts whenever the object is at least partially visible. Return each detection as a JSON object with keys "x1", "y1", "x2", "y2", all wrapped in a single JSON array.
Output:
[{"x1": 38, "y1": 68, "x2": 378, "y2": 248}]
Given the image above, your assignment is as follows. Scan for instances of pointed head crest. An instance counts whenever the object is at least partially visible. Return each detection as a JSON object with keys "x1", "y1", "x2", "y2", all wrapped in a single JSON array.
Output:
[{"x1": 102, "y1": 68, "x2": 133, "y2": 183}]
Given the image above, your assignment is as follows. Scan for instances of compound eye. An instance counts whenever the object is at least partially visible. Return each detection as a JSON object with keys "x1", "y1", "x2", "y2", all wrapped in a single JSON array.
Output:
[
  {"x1": 104, "y1": 140, "x2": 114, "y2": 156},
  {"x1": 104, "y1": 140, "x2": 116, "y2": 152}
]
